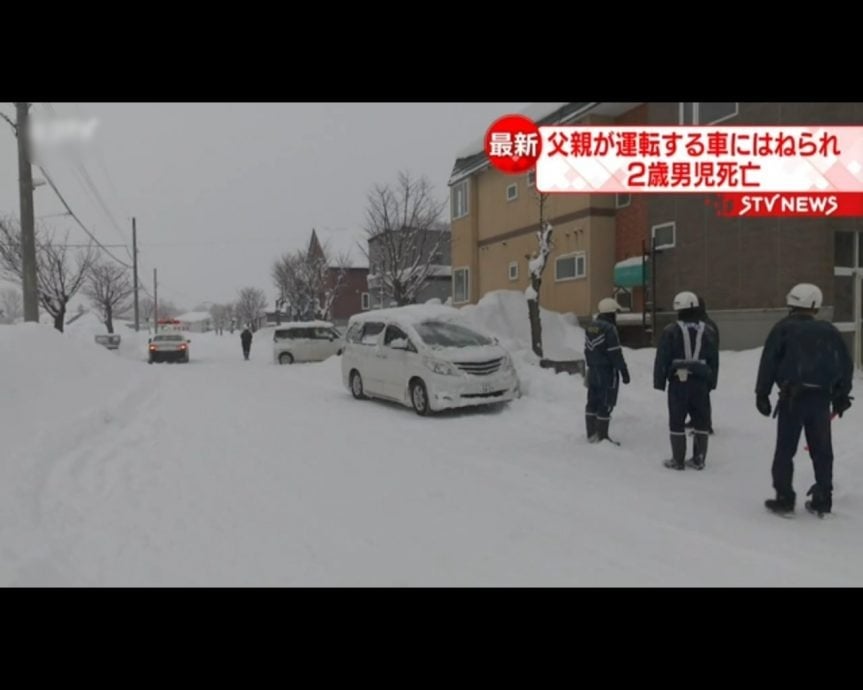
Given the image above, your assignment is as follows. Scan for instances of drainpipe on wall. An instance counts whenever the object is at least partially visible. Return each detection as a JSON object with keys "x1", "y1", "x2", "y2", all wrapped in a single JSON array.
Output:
[
  {"x1": 651, "y1": 236, "x2": 658, "y2": 348},
  {"x1": 855, "y1": 267, "x2": 862, "y2": 370}
]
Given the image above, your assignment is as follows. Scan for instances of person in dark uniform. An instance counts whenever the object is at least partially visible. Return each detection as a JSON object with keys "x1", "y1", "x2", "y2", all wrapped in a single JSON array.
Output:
[
  {"x1": 584, "y1": 297, "x2": 630, "y2": 444},
  {"x1": 756, "y1": 283, "x2": 853, "y2": 517},
  {"x1": 686, "y1": 296, "x2": 719, "y2": 434},
  {"x1": 654, "y1": 291, "x2": 719, "y2": 470},
  {"x1": 240, "y1": 326, "x2": 253, "y2": 361}
]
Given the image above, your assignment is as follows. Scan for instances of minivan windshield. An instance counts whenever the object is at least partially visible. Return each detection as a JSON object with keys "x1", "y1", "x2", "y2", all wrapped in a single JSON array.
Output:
[{"x1": 414, "y1": 321, "x2": 493, "y2": 348}]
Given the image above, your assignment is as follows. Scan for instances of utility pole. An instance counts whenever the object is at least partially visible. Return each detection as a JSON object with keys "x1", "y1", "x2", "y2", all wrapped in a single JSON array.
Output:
[
  {"x1": 16, "y1": 103, "x2": 38, "y2": 322},
  {"x1": 153, "y1": 268, "x2": 158, "y2": 335},
  {"x1": 132, "y1": 217, "x2": 140, "y2": 331}
]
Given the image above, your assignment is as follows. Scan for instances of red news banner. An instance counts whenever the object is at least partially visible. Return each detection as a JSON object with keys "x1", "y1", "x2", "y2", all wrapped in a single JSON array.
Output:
[{"x1": 484, "y1": 116, "x2": 863, "y2": 217}]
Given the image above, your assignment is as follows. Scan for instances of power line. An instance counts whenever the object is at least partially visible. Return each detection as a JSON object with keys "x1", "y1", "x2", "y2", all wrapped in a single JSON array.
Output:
[
  {"x1": 0, "y1": 242, "x2": 127, "y2": 248},
  {"x1": 36, "y1": 163, "x2": 133, "y2": 268},
  {"x1": 73, "y1": 163, "x2": 133, "y2": 255},
  {"x1": 74, "y1": 102, "x2": 127, "y2": 223},
  {"x1": 42, "y1": 103, "x2": 134, "y2": 262}
]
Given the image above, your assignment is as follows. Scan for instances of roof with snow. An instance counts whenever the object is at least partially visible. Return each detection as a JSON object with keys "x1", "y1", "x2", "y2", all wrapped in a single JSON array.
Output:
[
  {"x1": 615, "y1": 256, "x2": 646, "y2": 269},
  {"x1": 176, "y1": 311, "x2": 211, "y2": 323},
  {"x1": 449, "y1": 102, "x2": 644, "y2": 185},
  {"x1": 367, "y1": 264, "x2": 452, "y2": 283},
  {"x1": 450, "y1": 103, "x2": 594, "y2": 185}
]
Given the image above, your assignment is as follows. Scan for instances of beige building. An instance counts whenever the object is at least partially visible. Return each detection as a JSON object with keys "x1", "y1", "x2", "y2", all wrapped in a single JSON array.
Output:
[{"x1": 448, "y1": 103, "x2": 636, "y2": 321}]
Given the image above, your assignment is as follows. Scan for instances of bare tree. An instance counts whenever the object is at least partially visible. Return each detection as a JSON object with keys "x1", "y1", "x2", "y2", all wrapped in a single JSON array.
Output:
[
  {"x1": 138, "y1": 295, "x2": 181, "y2": 330},
  {"x1": 84, "y1": 260, "x2": 134, "y2": 333},
  {"x1": 235, "y1": 287, "x2": 267, "y2": 329},
  {"x1": 360, "y1": 171, "x2": 447, "y2": 307},
  {"x1": 526, "y1": 191, "x2": 554, "y2": 357},
  {"x1": 0, "y1": 287, "x2": 23, "y2": 323},
  {"x1": 0, "y1": 218, "x2": 96, "y2": 332},
  {"x1": 208, "y1": 303, "x2": 228, "y2": 333},
  {"x1": 272, "y1": 241, "x2": 350, "y2": 321},
  {"x1": 139, "y1": 295, "x2": 154, "y2": 324}
]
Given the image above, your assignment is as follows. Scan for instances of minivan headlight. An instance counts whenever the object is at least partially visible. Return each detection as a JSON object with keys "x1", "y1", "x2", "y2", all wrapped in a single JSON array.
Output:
[
  {"x1": 423, "y1": 357, "x2": 460, "y2": 376},
  {"x1": 501, "y1": 354, "x2": 514, "y2": 371}
]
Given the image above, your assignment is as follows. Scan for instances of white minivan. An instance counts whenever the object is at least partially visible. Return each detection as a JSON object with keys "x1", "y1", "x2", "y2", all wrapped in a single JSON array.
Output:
[
  {"x1": 341, "y1": 305, "x2": 520, "y2": 416},
  {"x1": 272, "y1": 321, "x2": 344, "y2": 364}
]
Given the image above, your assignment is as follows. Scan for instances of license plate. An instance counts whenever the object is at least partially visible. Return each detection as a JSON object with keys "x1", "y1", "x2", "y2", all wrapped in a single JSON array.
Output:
[{"x1": 481, "y1": 383, "x2": 493, "y2": 394}]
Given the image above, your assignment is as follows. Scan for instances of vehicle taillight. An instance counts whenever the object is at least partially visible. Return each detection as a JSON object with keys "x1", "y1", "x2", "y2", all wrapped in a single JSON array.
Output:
[
  {"x1": 180, "y1": 344, "x2": 187, "y2": 350},
  {"x1": 149, "y1": 345, "x2": 157, "y2": 351}
]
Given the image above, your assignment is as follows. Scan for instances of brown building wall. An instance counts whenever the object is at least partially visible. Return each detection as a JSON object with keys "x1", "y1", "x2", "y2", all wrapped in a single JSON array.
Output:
[
  {"x1": 647, "y1": 102, "x2": 863, "y2": 317},
  {"x1": 328, "y1": 267, "x2": 369, "y2": 322}
]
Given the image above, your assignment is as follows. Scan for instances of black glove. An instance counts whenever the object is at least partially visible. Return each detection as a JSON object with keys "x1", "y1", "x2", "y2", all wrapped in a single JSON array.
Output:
[
  {"x1": 756, "y1": 395, "x2": 772, "y2": 417},
  {"x1": 833, "y1": 395, "x2": 853, "y2": 418},
  {"x1": 621, "y1": 370, "x2": 630, "y2": 385}
]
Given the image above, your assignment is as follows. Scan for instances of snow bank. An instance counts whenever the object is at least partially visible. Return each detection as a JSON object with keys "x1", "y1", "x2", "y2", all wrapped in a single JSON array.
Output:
[
  {"x1": 65, "y1": 311, "x2": 109, "y2": 340},
  {"x1": 458, "y1": 290, "x2": 584, "y2": 362},
  {"x1": 0, "y1": 323, "x2": 143, "y2": 458}
]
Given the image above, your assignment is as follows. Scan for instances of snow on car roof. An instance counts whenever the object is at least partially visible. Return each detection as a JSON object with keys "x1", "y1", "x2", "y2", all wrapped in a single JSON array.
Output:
[
  {"x1": 267, "y1": 321, "x2": 335, "y2": 329},
  {"x1": 348, "y1": 305, "x2": 472, "y2": 327}
]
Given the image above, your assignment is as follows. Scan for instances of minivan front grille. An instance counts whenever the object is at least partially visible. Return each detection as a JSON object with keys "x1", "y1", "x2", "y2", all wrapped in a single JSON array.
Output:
[
  {"x1": 455, "y1": 358, "x2": 502, "y2": 376},
  {"x1": 462, "y1": 390, "x2": 507, "y2": 399}
]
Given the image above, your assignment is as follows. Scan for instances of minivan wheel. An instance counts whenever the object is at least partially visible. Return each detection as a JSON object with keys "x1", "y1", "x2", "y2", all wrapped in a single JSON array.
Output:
[
  {"x1": 279, "y1": 352, "x2": 294, "y2": 365},
  {"x1": 350, "y1": 370, "x2": 366, "y2": 399},
  {"x1": 410, "y1": 379, "x2": 431, "y2": 416}
]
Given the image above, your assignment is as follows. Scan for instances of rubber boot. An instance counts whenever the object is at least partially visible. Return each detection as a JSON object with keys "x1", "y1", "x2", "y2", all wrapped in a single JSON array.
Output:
[
  {"x1": 686, "y1": 432, "x2": 708, "y2": 470},
  {"x1": 664, "y1": 434, "x2": 686, "y2": 470},
  {"x1": 586, "y1": 414, "x2": 598, "y2": 443}
]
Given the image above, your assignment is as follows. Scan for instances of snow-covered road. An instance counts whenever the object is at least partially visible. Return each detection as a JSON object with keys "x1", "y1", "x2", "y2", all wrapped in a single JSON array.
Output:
[{"x1": 1, "y1": 325, "x2": 861, "y2": 586}]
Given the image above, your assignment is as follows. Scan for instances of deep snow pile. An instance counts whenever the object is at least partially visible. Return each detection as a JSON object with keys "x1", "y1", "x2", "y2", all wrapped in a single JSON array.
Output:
[
  {"x1": 0, "y1": 323, "x2": 142, "y2": 458},
  {"x1": 459, "y1": 290, "x2": 584, "y2": 361},
  {"x1": 64, "y1": 311, "x2": 110, "y2": 341}
]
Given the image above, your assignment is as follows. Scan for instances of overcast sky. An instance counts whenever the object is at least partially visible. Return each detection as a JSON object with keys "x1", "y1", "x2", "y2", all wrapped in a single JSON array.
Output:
[{"x1": 0, "y1": 102, "x2": 529, "y2": 310}]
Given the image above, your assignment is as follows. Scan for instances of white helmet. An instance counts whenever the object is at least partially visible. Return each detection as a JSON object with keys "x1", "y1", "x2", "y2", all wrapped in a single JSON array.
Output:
[
  {"x1": 786, "y1": 283, "x2": 823, "y2": 310},
  {"x1": 673, "y1": 291, "x2": 699, "y2": 311},
  {"x1": 597, "y1": 297, "x2": 623, "y2": 314}
]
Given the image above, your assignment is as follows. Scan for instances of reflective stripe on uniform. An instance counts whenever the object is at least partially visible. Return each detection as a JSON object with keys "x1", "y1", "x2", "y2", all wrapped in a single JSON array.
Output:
[{"x1": 677, "y1": 321, "x2": 706, "y2": 362}]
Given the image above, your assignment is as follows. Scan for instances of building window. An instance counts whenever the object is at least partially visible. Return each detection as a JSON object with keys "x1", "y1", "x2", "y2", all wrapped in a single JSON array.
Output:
[
  {"x1": 615, "y1": 193, "x2": 631, "y2": 209},
  {"x1": 506, "y1": 183, "x2": 518, "y2": 202},
  {"x1": 834, "y1": 230, "x2": 860, "y2": 269},
  {"x1": 453, "y1": 267, "x2": 470, "y2": 304},
  {"x1": 527, "y1": 171, "x2": 536, "y2": 188},
  {"x1": 451, "y1": 180, "x2": 469, "y2": 220},
  {"x1": 614, "y1": 288, "x2": 633, "y2": 311},
  {"x1": 679, "y1": 102, "x2": 739, "y2": 125},
  {"x1": 651, "y1": 222, "x2": 676, "y2": 250},
  {"x1": 361, "y1": 292, "x2": 370, "y2": 310},
  {"x1": 555, "y1": 252, "x2": 587, "y2": 282},
  {"x1": 508, "y1": 261, "x2": 519, "y2": 281}
]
